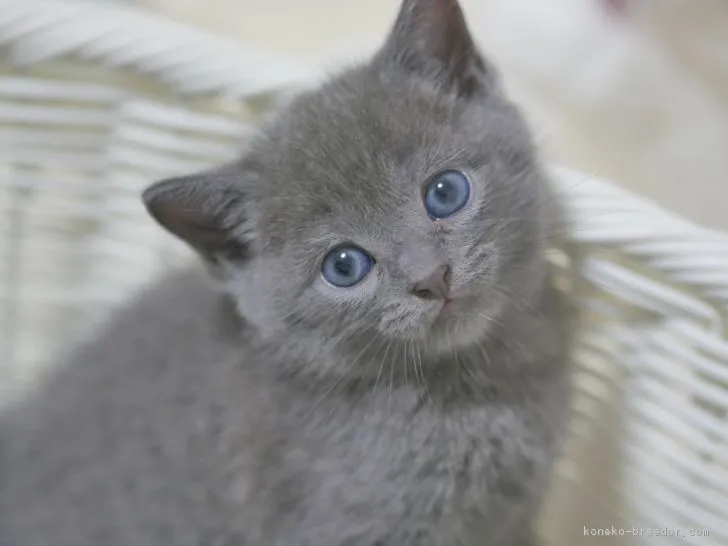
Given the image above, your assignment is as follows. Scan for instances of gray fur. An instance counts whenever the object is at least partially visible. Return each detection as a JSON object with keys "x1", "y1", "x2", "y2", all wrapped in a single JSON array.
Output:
[{"x1": 0, "y1": 0, "x2": 575, "y2": 544}]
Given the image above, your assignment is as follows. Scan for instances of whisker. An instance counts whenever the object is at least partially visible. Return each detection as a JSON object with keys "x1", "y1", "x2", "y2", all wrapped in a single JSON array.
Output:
[
  {"x1": 304, "y1": 331, "x2": 381, "y2": 418},
  {"x1": 477, "y1": 312, "x2": 504, "y2": 328},
  {"x1": 457, "y1": 345, "x2": 479, "y2": 383},
  {"x1": 416, "y1": 344, "x2": 430, "y2": 401},
  {"x1": 403, "y1": 341, "x2": 409, "y2": 388},
  {"x1": 388, "y1": 341, "x2": 399, "y2": 407},
  {"x1": 354, "y1": 336, "x2": 388, "y2": 402},
  {"x1": 410, "y1": 340, "x2": 420, "y2": 389},
  {"x1": 475, "y1": 339, "x2": 492, "y2": 368},
  {"x1": 373, "y1": 340, "x2": 393, "y2": 395}
]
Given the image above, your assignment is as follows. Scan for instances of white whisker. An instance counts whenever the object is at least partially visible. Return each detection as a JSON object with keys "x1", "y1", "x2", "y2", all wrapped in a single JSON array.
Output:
[
  {"x1": 305, "y1": 332, "x2": 380, "y2": 418},
  {"x1": 373, "y1": 340, "x2": 393, "y2": 395}
]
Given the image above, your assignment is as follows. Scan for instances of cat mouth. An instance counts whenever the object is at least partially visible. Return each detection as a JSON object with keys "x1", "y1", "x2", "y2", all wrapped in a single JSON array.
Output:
[
  {"x1": 438, "y1": 297, "x2": 469, "y2": 317},
  {"x1": 426, "y1": 297, "x2": 473, "y2": 336}
]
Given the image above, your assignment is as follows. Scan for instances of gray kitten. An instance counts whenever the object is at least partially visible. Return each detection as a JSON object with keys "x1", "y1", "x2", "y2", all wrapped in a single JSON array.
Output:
[{"x1": 0, "y1": 0, "x2": 575, "y2": 544}]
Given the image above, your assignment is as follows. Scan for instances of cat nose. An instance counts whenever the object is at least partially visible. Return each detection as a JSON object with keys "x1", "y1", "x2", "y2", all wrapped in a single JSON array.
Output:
[{"x1": 409, "y1": 264, "x2": 451, "y2": 301}]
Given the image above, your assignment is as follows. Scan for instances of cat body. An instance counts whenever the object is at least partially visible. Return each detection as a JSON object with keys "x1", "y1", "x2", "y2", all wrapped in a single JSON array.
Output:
[
  {"x1": 1, "y1": 268, "x2": 571, "y2": 546},
  {"x1": 0, "y1": 1, "x2": 575, "y2": 544}
]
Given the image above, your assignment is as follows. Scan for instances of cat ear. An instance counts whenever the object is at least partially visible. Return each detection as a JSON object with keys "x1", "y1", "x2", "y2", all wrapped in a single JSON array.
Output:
[
  {"x1": 377, "y1": 0, "x2": 489, "y2": 97},
  {"x1": 143, "y1": 164, "x2": 252, "y2": 262}
]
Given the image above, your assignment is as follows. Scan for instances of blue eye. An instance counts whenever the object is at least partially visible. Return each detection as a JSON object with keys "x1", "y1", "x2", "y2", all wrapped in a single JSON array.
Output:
[
  {"x1": 423, "y1": 170, "x2": 471, "y2": 219},
  {"x1": 321, "y1": 246, "x2": 374, "y2": 287}
]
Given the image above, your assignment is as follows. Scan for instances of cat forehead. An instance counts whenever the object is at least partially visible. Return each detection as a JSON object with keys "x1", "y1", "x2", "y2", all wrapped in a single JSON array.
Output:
[
  {"x1": 251, "y1": 70, "x2": 471, "y2": 212},
  {"x1": 245, "y1": 67, "x2": 530, "y2": 240},
  {"x1": 282, "y1": 70, "x2": 463, "y2": 171}
]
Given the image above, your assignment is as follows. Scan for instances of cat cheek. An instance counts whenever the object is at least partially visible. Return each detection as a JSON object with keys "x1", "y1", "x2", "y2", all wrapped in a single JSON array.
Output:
[
  {"x1": 378, "y1": 300, "x2": 436, "y2": 339},
  {"x1": 231, "y1": 290, "x2": 286, "y2": 340},
  {"x1": 377, "y1": 314, "x2": 425, "y2": 339},
  {"x1": 223, "y1": 265, "x2": 288, "y2": 338},
  {"x1": 455, "y1": 252, "x2": 500, "y2": 293}
]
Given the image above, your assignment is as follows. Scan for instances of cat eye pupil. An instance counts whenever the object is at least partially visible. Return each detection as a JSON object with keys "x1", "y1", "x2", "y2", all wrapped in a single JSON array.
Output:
[
  {"x1": 424, "y1": 170, "x2": 471, "y2": 219},
  {"x1": 322, "y1": 246, "x2": 374, "y2": 288},
  {"x1": 334, "y1": 253, "x2": 354, "y2": 276},
  {"x1": 434, "y1": 181, "x2": 454, "y2": 201}
]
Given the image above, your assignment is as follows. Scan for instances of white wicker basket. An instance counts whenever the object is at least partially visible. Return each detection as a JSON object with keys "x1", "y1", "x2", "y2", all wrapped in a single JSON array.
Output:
[{"x1": 1, "y1": 2, "x2": 726, "y2": 545}]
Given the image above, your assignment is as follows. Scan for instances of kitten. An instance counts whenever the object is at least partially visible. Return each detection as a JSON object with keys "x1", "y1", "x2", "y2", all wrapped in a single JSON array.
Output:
[{"x1": 0, "y1": 1, "x2": 575, "y2": 544}]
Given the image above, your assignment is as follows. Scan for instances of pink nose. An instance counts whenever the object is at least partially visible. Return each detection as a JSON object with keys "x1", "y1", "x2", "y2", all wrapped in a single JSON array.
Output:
[{"x1": 409, "y1": 264, "x2": 451, "y2": 301}]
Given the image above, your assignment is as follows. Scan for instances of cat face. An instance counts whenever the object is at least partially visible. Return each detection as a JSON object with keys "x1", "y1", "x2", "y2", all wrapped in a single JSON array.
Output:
[{"x1": 144, "y1": 0, "x2": 553, "y2": 373}]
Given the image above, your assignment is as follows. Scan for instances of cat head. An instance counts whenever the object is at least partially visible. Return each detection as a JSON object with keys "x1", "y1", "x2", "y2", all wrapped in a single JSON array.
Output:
[{"x1": 144, "y1": 0, "x2": 554, "y2": 378}]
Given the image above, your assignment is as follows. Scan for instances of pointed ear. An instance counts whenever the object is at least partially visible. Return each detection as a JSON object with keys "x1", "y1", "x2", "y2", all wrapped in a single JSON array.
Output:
[
  {"x1": 377, "y1": 0, "x2": 489, "y2": 97},
  {"x1": 142, "y1": 164, "x2": 252, "y2": 262}
]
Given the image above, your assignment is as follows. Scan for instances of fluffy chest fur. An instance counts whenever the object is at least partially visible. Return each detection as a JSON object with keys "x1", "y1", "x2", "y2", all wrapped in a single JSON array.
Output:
[{"x1": 247, "y1": 366, "x2": 570, "y2": 546}]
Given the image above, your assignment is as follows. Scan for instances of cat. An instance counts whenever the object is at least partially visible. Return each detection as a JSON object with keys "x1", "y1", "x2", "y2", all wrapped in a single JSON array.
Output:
[{"x1": 0, "y1": 1, "x2": 575, "y2": 544}]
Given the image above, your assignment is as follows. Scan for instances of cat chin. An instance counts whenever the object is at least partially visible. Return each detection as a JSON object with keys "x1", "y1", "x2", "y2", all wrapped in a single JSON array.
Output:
[
  {"x1": 432, "y1": 315, "x2": 495, "y2": 354},
  {"x1": 379, "y1": 310, "x2": 495, "y2": 359}
]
